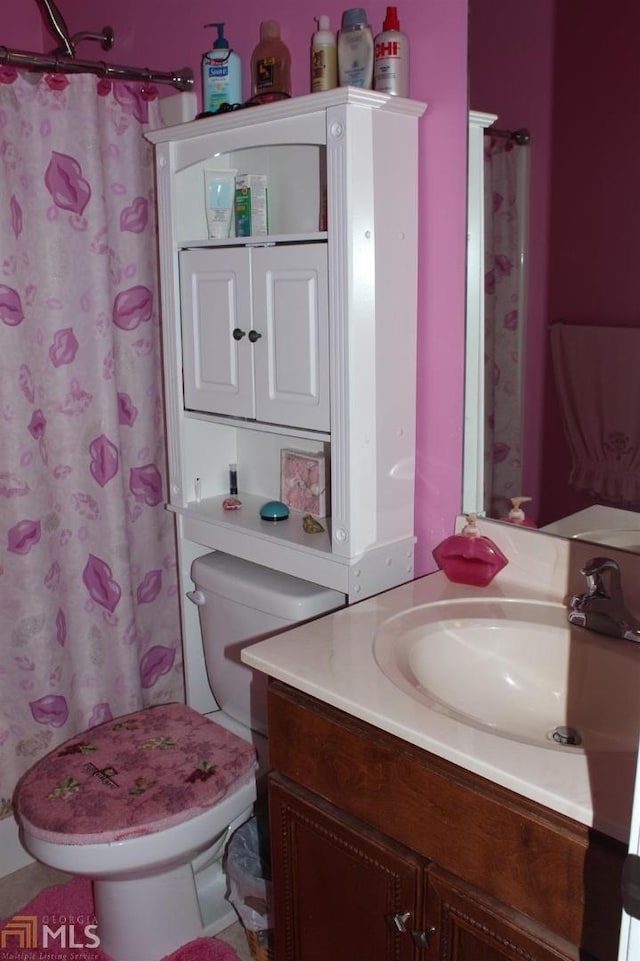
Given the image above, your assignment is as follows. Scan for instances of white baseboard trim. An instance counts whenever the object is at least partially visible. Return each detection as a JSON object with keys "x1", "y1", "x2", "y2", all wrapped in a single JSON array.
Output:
[{"x1": 0, "y1": 816, "x2": 33, "y2": 878}]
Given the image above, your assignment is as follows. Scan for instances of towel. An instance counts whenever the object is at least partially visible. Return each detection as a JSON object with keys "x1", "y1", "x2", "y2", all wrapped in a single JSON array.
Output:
[{"x1": 550, "y1": 323, "x2": 640, "y2": 503}]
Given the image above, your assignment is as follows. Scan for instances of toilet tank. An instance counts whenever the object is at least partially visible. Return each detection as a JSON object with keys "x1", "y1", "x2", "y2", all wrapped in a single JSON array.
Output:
[{"x1": 191, "y1": 552, "x2": 345, "y2": 734}]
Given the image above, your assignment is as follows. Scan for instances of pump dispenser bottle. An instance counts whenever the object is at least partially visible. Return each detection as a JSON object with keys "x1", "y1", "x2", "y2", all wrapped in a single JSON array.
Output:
[
  {"x1": 311, "y1": 15, "x2": 337, "y2": 91},
  {"x1": 338, "y1": 8, "x2": 374, "y2": 89},
  {"x1": 202, "y1": 23, "x2": 242, "y2": 113},
  {"x1": 500, "y1": 496, "x2": 538, "y2": 528},
  {"x1": 251, "y1": 20, "x2": 291, "y2": 102},
  {"x1": 374, "y1": 6, "x2": 409, "y2": 97},
  {"x1": 433, "y1": 514, "x2": 508, "y2": 587}
]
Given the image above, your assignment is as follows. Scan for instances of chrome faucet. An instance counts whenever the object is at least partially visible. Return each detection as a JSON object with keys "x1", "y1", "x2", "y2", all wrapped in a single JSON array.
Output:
[{"x1": 568, "y1": 556, "x2": 640, "y2": 642}]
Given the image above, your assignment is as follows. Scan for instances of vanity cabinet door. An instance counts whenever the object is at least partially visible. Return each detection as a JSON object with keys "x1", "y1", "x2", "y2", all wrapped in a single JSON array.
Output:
[
  {"x1": 426, "y1": 865, "x2": 581, "y2": 961},
  {"x1": 269, "y1": 773, "x2": 423, "y2": 961}
]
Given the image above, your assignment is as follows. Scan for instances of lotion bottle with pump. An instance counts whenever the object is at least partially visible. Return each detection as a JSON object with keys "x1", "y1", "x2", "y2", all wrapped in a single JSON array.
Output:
[
  {"x1": 311, "y1": 15, "x2": 337, "y2": 91},
  {"x1": 432, "y1": 514, "x2": 508, "y2": 588},
  {"x1": 374, "y1": 6, "x2": 409, "y2": 97},
  {"x1": 338, "y1": 8, "x2": 374, "y2": 89},
  {"x1": 501, "y1": 496, "x2": 538, "y2": 528},
  {"x1": 202, "y1": 23, "x2": 242, "y2": 113},
  {"x1": 251, "y1": 20, "x2": 291, "y2": 102}
]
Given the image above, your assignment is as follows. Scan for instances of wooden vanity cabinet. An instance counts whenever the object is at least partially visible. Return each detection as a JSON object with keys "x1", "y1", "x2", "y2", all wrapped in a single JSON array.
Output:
[
  {"x1": 267, "y1": 681, "x2": 625, "y2": 961},
  {"x1": 425, "y1": 867, "x2": 583, "y2": 961},
  {"x1": 269, "y1": 776, "x2": 422, "y2": 961}
]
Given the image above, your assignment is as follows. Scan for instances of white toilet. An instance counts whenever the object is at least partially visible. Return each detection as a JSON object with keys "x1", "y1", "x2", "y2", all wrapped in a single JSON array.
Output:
[{"x1": 14, "y1": 552, "x2": 345, "y2": 961}]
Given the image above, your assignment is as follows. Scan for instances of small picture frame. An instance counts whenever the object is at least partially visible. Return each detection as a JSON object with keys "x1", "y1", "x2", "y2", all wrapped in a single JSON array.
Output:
[{"x1": 280, "y1": 448, "x2": 328, "y2": 517}]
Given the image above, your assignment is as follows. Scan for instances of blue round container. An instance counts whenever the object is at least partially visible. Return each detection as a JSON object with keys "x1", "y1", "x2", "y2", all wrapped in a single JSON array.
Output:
[{"x1": 259, "y1": 500, "x2": 289, "y2": 521}]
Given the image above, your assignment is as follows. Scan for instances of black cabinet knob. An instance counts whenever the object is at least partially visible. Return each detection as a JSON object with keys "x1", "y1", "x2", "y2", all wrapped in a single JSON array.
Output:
[
  {"x1": 248, "y1": 330, "x2": 262, "y2": 343},
  {"x1": 232, "y1": 327, "x2": 246, "y2": 341}
]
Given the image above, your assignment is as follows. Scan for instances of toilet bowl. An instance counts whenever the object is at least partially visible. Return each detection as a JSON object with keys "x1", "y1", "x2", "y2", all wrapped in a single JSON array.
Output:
[
  {"x1": 14, "y1": 703, "x2": 257, "y2": 961},
  {"x1": 13, "y1": 552, "x2": 345, "y2": 961}
]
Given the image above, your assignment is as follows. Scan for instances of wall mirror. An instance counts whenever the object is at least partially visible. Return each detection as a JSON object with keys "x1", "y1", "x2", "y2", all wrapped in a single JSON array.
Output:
[{"x1": 464, "y1": 0, "x2": 640, "y2": 552}]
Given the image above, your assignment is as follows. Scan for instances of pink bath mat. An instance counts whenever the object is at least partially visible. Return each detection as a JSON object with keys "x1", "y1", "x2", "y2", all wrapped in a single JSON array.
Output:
[{"x1": 0, "y1": 876, "x2": 239, "y2": 961}]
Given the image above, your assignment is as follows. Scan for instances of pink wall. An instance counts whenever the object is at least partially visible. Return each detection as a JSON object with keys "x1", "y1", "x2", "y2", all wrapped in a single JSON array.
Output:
[
  {"x1": 540, "y1": 0, "x2": 640, "y2": 522},
  {"x1": 469, "y1": 0, "x2": 555, "y2": 525},
  {"x1": 471, "y1": 0, "x2": 640, "y2": 526},
  {"x1": 548, "y1": 2, "x2": 640, "y2": 325},
  {"x1": 2, "y1": 0, "x2": 469, "y2": 575},
  {"x1": 0, "y1": 6, "x2": 45, "y2": 48}
]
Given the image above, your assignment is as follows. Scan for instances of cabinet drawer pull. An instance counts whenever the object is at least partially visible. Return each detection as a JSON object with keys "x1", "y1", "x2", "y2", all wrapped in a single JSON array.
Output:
[
  {"x1": 232, "y1": 327, "x2": 246, "y2": 341},
  {"x1": 411, "y1": 927, "x2": 436, "y2": 948},
  {"x1": 384, "y1": 911, "x2": 411, "y2": 933},
  {"x1": 248, "y1": 329, "x2": 262, "y2": 343}
]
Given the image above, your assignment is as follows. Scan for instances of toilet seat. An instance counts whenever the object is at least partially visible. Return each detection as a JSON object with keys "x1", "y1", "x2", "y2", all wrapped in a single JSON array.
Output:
[{"x1": 15, "y1": 703, "x2": 257, "y2": 845}]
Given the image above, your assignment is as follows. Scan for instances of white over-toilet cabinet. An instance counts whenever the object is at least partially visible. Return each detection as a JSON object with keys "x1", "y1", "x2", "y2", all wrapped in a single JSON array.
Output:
[{"x1": 147, "y1": 90, "x2": 425, "y2": 708}]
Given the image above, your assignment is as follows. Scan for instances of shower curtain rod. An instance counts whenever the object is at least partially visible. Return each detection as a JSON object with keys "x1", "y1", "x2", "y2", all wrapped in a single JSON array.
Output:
[
  {"x1": 0, "y1": 44, "x2": 194, "y2": 91},
  {"x1": 485, "y1": 126, "x2": 531, "y2": 146}
]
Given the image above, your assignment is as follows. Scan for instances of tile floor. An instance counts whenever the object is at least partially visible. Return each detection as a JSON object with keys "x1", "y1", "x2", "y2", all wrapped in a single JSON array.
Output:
[{"x1": 0, "y1": 861, "x2": 252, "y2": 960}]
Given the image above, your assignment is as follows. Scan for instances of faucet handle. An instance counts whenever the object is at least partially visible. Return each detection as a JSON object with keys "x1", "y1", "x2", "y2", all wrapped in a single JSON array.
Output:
[
  {"x1": 581, "y1": 556, "x2": 621, "y2": 577},
  {"x1": 580, "y1": 556, "x2": 621, "y2": 598},
  {"x1": 570, "y1": 556, "x2": 640, "y2": 642}
]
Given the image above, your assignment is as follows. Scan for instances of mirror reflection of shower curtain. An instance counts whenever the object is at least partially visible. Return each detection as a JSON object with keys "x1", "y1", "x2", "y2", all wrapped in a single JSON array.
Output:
[{"x1": 483, "y1": 134, "x2": 530, "y2": 518}]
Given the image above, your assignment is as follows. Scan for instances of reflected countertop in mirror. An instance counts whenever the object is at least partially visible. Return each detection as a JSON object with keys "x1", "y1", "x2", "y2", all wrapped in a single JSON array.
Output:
[{"x1": 541, "y1": 506, "x2": 640, "y2": 554}]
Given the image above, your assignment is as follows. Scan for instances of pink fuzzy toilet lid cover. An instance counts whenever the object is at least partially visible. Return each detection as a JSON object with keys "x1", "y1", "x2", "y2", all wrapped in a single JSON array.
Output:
[{"x1": 15, "y1": 703, "x2": 257, "y2": 844}]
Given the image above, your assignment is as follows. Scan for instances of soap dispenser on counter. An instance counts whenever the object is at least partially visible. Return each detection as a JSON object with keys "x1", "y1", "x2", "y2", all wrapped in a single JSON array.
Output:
[{"x1": 433, "y1": 514, "x2": 508, "y2": 587}]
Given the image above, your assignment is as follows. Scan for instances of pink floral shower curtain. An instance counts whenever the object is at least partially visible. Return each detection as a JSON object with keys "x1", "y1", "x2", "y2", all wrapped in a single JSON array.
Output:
[
  {"x1": 0, "y1": 70, "x2": 183, "y2": 821},
  {"x1": 483, "y1": 134, "x2": 529, "y2": 518}
]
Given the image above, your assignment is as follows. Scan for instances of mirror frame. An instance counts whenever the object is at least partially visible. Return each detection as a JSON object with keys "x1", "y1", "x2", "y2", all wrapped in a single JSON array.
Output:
[{"x1": 463, "y1": 110, "x2": 497, "y2": 516}]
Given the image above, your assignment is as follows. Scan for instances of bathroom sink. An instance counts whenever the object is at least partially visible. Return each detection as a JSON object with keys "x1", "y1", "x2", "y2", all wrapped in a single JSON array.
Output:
[{"x1": 373, "y1": 597, "x2": 640, "y2": 752}]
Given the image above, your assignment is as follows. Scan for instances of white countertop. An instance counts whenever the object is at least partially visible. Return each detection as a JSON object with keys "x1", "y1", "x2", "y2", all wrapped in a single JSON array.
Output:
[{"x1": 242, "y1": 519, "x2": 640, "y2": 844}]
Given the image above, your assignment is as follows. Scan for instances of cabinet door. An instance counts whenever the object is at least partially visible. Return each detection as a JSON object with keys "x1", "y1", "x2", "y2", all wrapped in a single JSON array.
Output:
[
  {"x1": 252, "y1": 244, "x2": 330, "y2": 432},
  {"x1": 269, "y1": 774, "x2": 422, "y2": 961},
  {"x1": 179, "y1": 247, "x2": 254, "y2": 418},
  {"x1": 426, "y1": 866, "x2": 580, "y2": 961}
]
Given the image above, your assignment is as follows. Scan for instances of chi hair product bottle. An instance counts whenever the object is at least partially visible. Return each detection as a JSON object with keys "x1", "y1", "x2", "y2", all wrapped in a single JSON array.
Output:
[
  {"x1": 311, "y1": 15, "x2": 337, "y2": 91},
  {"x1": 251, "y1": 20, "x2": 291, "y2": 102},
  {"x1": 337, "y1": 8, "x2": 374, "y2": 89},
  {"x1": 374, "y1": 5, "x2": 409, "y2": 97}
]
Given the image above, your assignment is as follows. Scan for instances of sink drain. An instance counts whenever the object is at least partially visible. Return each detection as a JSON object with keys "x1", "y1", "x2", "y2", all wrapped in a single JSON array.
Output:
[{"x1": 548, "y1": 725, "x2": 582, "y2": 747}]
